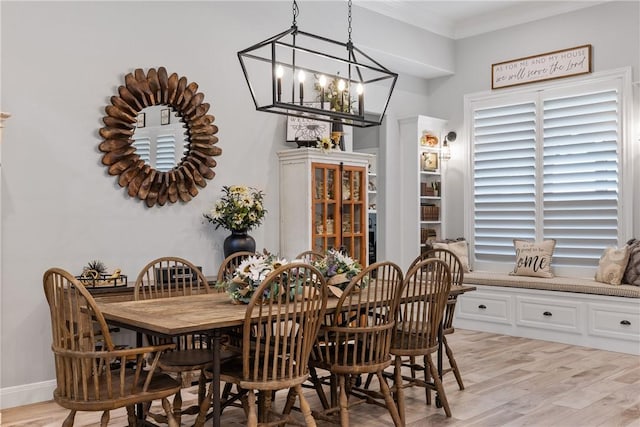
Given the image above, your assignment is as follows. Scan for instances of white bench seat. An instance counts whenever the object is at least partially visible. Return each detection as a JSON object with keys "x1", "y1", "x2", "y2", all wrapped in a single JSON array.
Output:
[
  {"x1": 455, "y1": 271, "x2": 640, "y2": 355},
  {"x1": 463, "y1": 271, "x2": 640, "y2": 298}
]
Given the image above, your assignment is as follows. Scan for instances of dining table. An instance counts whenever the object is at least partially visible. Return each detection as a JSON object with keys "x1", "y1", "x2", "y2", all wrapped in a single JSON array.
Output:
[{"x1": 96, "y1": 283, "x2": 476, "y2": 427}]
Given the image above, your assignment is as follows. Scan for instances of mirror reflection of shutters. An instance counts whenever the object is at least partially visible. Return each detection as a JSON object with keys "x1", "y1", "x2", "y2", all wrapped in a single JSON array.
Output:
[{"x1": 156, "y1": 135, "x2": 176, "y2": 172}]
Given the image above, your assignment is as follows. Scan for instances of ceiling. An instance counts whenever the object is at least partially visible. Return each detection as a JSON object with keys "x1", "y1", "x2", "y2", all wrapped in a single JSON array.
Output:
[{"x1": 354, "y1": 1, "x2": 609, "y2": 39}]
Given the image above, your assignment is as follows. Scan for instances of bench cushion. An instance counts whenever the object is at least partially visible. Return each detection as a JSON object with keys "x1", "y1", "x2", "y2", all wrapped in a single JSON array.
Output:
[{"x1": 464, "y1": 271, "x2": 640, "y2": 298}]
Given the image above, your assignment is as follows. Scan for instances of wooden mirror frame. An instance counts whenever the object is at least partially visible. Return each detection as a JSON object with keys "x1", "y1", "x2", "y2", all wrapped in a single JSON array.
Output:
[{"x1": 99, "y1": 67, "x2": 221, "y2": 207}]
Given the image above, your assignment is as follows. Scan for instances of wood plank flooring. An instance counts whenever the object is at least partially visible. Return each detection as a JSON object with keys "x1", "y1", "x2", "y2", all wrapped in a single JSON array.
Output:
[{"x1": 2, "y1": 329, "x2": 638, "y2": 426}]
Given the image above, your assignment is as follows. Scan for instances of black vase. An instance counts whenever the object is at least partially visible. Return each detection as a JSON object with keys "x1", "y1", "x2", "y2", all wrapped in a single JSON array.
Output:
[
  {"x1": 223, "y1": 229, "x2": 256, "y2": 257},
  {"x1": 331, "y1": 119, "x2": 345, "y2": 151}
]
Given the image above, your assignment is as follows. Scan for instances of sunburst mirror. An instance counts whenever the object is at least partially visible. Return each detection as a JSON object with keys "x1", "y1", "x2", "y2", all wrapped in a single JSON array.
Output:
[{"x1": 99, "y1": 67, "x2": 221, "y2": 207}]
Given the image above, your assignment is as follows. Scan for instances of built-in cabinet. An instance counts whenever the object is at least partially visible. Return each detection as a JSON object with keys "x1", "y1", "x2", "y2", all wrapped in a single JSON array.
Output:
[
  {"x1": 278, "y1": 148, "x2": 371, "y2": 267},
  {"x1": 398, "y1": 115, "x2": 448, "y2": 269}
]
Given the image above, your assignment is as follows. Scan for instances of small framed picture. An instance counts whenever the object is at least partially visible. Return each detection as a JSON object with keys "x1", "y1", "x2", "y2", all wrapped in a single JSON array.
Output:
[
  {"x1": 160, "y1": 108, "x2": 170, "y2": 125},
  {"x1": 286, "y1": 102, "x2": 331, "y2": 147},
  {"x1": 136, "y1": 112, "x2": 146, "y2": 128},
  {"x1": 421, "y1": 152, "x2": 438, "y2": 171}
]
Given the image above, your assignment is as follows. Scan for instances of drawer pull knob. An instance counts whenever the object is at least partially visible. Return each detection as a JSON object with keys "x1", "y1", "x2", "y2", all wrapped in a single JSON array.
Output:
[
  {"x1": 543, "y1": 311, "x2": 552, "y2": 317},
  {"x1": 620, "y1": 320, "x2": 631, "y2": 326},
  {"x1": 478, "y1": 304, "x2": 487, "y2": 310}
]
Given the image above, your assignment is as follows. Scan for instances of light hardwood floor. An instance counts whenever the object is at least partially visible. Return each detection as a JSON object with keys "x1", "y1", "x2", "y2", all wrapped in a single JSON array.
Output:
[{"x1": 2, "y1": 329, "x2": 639, "y2": 426}]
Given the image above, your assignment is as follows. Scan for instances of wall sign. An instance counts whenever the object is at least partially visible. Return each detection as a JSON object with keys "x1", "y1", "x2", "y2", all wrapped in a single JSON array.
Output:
[{"x1": 492, "y1": 44, "x2": 592, "y2": 89}]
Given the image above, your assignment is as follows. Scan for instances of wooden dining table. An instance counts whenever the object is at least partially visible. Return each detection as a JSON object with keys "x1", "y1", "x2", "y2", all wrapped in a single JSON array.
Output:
[{"x1": 96, "y1": 284, "x2": 475, "y2": 426}]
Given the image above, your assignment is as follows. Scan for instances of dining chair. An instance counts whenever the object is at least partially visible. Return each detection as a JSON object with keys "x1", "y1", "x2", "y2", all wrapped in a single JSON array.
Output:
[
  {"x1": 135, "y1": 256, "x2": 236, "y2": 426},
  {"x1": 216, "y1": 251, "x2": 258, "y2": 285},
  {"x1": 218, "y1": 262, "x2": 328, "y2": 426},
  {"x1": 295, "y1": 250, "x2": 324, "y2": 263},
  {"x1": 309, "y1": 261, "x2": 404, "y2": 427},
  {"x1": 43, "y1": 267, "x2": 181, "y2": 427},
  {"x1": 424, "y1": 248, "x2": 465, "y2": 391},
  {"x1": 391, "y1": 258, "x2": 452, "y2": 419}
]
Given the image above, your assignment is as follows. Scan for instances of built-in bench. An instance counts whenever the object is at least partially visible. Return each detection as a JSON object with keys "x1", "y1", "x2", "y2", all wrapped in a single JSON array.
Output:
[{"x1": 454, "y1": 271, "x2": 640, "y2": 355}]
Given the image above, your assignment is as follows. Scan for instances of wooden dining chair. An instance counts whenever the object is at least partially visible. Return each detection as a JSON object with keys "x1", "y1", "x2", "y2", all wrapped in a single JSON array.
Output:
[
  {"x1": 309, "y1": 261, "x2": 404, "y2": 427},
  {"x1": 424, "y1": 248, "x2": 465, "y2": 391},
  {"x1": 135, "y1": 256, "x2": 236, "y2": 426},
  {"x1": 295, "y1": 250, "x2": 324, "y2": 263},
  {"x1": 391, "y1": 258, "x2": 452, "y2": 420},
  {"x1": 216, "y1": 251, "x2": 258, "y2": 286},
  {"x1": 43, "y1": 267, "x2": 181, "y2": 427},
  {"x1": 218, "y1": 263, "x2": 328, "y2": 426}
]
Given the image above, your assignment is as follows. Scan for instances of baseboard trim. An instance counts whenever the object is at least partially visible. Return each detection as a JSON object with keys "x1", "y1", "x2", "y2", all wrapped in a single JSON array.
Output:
[{"x1": 1, "y1": 380, "x2": 56, "y2": 410}]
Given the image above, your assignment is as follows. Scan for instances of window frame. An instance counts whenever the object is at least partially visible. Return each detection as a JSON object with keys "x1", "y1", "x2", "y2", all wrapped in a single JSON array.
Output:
[{"x1": 463, "y1": 67, "x2": 634, "y2": 277}]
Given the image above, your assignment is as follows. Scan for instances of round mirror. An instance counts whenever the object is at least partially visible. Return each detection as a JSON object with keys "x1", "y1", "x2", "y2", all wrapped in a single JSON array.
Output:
[{"x1": 99, "y1": 67, "x2": 221, "y2": 207}]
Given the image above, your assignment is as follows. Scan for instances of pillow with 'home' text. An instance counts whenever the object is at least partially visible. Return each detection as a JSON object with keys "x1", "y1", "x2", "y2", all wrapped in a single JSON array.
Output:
[{"x1": 510, "y1": 239, "x2": 556, "y2": 278}]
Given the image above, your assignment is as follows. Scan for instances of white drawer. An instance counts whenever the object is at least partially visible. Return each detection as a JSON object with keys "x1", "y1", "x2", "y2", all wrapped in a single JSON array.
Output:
[
  {"x1": 457, "y1": 292, "x2": 512, "y2": 324},
  {"x1": 588, "y1": 303, "x2": 640, "y2": 342},
  {"x1": 516, "y1": 296, "x2": 582, "y2": 334}
]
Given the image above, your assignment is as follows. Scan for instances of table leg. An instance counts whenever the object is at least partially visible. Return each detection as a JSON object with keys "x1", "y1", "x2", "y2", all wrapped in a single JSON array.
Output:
[
  {"x1": 435, "y1": 321, "x2": 444, "y2": 408},
  {"x1": 212, "y1": 329, "x2": 222, "y2": 427}
]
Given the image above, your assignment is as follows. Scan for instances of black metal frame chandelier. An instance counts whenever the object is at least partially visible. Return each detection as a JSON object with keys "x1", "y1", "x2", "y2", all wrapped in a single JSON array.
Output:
[{"x1": 238, "y1": 0, "x2": 398, "y2": 128}]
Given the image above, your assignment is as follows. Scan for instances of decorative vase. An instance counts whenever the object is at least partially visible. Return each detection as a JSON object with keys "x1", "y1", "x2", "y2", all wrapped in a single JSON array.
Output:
[
  {"x1": 331, "y1": 119, "x2": 345, "y2": 151},
  {"x1": 223, "y1": 229, "x2": 256, "y2": 257}
]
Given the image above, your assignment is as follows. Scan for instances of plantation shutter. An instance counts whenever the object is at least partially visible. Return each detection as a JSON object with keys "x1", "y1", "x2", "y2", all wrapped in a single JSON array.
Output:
[
  {"x1": 542, "y1": 88, "x2": 620, "y2": 267},
  {"x1": 472, "y1": 100, "x2": 537, "y2": 262},
  {"x1": 155, "y1": 135, "x2": 177, "y2": 172}
]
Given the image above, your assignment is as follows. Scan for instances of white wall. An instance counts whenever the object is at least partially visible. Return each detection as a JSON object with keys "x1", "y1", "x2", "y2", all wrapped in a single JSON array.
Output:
[
  {"x1": 0, "y1": 1, "x2": 437, "y2": 407},
  {"x1": 425, "y1": 1, "x2": 640, "y2": 240}
]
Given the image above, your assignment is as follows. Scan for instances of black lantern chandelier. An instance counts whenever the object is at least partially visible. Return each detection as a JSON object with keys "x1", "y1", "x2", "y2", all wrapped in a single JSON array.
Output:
[{"x1": 238, "y1": 0, "x2": 398, "y2": 128}]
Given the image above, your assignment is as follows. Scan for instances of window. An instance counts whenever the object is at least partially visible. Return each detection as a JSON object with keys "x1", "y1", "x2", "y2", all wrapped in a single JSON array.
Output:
[{"x1": 466, "y1": 69, "x2": 632, "y2": 275}]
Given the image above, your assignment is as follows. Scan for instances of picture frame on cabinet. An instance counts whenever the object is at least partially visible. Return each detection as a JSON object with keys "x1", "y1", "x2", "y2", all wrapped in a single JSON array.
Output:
[
  {"x1": 421, "y1": 152, "x2": 438, "y2": 171},
  {"x1": 286, "y1": 103, "x2": 331, "y2": 146}
]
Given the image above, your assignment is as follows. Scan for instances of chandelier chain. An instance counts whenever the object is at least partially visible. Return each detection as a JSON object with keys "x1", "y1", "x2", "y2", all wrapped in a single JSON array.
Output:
[
  {"x1": 348, "y1": 0, "x2": 353, "y2": 42},
  {"x1": 292, "y1": 0, "x2": 299, "y2": 26}
]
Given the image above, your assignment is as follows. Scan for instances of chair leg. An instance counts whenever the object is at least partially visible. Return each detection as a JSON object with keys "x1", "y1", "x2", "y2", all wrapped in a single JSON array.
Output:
[
  {"x1": 443, "y1": 335, "x2": 464, "y2": 390},
  {"x1": 126, "y1": 406, "x2": 137, "y2": 427},
  {"x1": 424, "y1": 355, "x2": 431, "y2": 405},
  {"x1": 283, "y1": 386, "x2": 297, "y2": 414},
  {"x1": 194, "y1": 379, "x2": 214, "y2": 427},
  {"x1": 393, "y1": 356, "x2": 405, "y2": 424},
  {"x1": 339, "y1": 375, "x2": 349, "y2": 427},
  {"x1": 62, "y1": 410, "x2": 76, "y2": 427},
  {"x1": 296, "y1": 384, "x2": 317, "y2": 427},
  {"x1": 376, "y1": 370, "x2": 403, "y2": 427},
  {"x1": 427, "y1": 353, "x2": 451, "y2": 417},
  {"x1": 100, "y1": 410, "x2": 110, "y2": 427},
  {"x1": 309, "y1": 366, "x2": 330, "y2": 410},
  {"x1": 247, "y1": 389, "x2": 258, "y2": 427},
  {"x1": 162, "y1": 397, "x2": 180, "y2": 427}
]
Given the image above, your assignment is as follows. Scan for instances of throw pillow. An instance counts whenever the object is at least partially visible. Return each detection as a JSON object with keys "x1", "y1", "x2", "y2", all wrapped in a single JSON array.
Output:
[
  {"x1": 511, "y1": 239, "x2": 556, "y2": 278},
  {"x1": 594, "y1": 245, "x2": 630, "y2": 286},
  {"x1": 433, "y1": 240, "x2": 471, "y2": 272},
  {"x1": 622, "y1": 239, "x2": 640, "y2": 286}
]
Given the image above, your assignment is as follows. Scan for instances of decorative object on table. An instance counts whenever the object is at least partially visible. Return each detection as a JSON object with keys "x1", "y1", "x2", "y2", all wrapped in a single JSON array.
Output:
[
  {"x1": 98, "y1": 67, "x2": 221, "y2": 207},
  {"x1": 316, "y1": 137, "x2": 335, "y2": 154},
  {"x1": 204, "y1": 185, "x2": 266, "y2": 257},
  {"x1": 311, "y1": 248, "x2": 364, "y2": 297},
  {"x1": 76, "y1": 260, "x2": 128, "y2": 288},
  {"x1": 219, "y1": 252, "x2": 292, "y2": 304},
  {"x1": 237, "y1": 0, "x2": 397, "y2": 128}
]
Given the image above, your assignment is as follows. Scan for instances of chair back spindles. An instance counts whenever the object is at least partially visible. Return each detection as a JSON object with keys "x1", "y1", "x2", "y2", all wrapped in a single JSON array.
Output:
[
  {"x1": 242, "y1": 263, "x2": 327, "y2": 386},
  {"x1": 216, "y1": 251, "x2": 257, "y2": 286},
  {"x1": 135, "y1": 256, "x2": 209, "y2": 301}
]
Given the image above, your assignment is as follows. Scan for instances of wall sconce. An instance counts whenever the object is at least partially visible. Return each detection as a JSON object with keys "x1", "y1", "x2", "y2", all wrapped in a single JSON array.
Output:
[{"x1": 441, "y1": 131, "x2": 456, "y2": 160}]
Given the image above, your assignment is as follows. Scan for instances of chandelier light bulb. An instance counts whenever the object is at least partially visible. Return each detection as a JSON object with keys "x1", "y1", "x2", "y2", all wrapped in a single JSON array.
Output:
[
  {"x1": 298, "y1": 70, "x2": 306, "y2": 83},
  {"x1": 319, "y1": 75, "x2": 327, "y2": 88},
  {"x1": 276, "y1": 65, "x2": 284, "y2": 78},
  {"x1": 337, "y1": 79, "x2": 346, "y2": 92}
]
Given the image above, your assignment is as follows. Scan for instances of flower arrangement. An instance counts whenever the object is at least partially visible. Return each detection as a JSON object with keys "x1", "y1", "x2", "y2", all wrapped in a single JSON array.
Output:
[
  {"x1": 203, "y1": 185, "x2": 266, "y2": 232},
  {"x1": 316, "y1": 137, "x2": 335, "y2": 153},
  {"x1": 219, "y1": 252, "x2": 291, "y2": 304},
  {"x1": 311, "y1": 248, "x2": 363, "y2": 291}
]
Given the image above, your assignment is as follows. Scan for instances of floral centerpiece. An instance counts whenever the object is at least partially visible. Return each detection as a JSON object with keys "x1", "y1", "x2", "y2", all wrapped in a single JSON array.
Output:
[
  {"x1": 203, "y1": 185, "x2": 266, "y2": 231},
  {"x1": 219, "y1": 252, "x2": 291, "y2": 304},
  {"x1": 311, "y1": 249, "x2": 364, "y2": 295}
]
